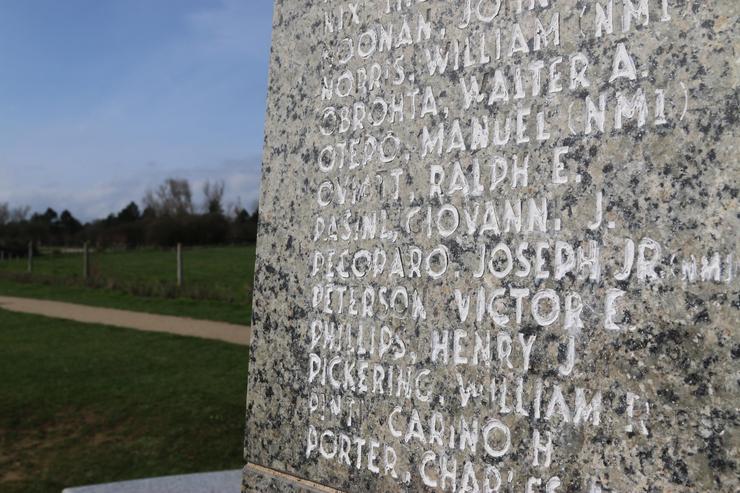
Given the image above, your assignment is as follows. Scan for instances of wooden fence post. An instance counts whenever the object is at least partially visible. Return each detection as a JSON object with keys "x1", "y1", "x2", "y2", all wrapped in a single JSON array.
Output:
[
  {"x1": 176, "y1": 243, "x2": 183, "y2": 287},
  {"x1": 83, "y1": 242, "x2": 90, "y2": 280}
]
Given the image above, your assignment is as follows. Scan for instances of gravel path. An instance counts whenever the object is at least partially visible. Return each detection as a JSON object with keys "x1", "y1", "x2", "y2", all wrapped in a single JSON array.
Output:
[{"x1": 0, "y1": 296, "x2": 251, "y2": 345}]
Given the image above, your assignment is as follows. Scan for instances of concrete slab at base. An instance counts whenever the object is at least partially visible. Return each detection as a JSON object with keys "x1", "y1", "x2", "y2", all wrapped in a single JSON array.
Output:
[
  {"x1": 62, "y1": 470, "x2": 241, "y2": 493},
  {"x1": 241, "y1": 463, "x2": 342, "y2": 493}
]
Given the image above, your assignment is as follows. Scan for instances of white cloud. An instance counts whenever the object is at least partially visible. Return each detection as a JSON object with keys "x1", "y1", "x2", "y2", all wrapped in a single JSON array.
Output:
[
  {"x1": 3, "y1": 156, "x2": 262, "y2": 221},
  {"x1": 0, "y1": 1, "x2": 272, "y2": 222}
]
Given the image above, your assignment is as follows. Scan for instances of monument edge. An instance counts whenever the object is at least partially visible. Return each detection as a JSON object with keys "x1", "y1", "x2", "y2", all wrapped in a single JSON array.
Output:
[{"x1": 242, "y1": 463, "x2": 347, "y2": 493}]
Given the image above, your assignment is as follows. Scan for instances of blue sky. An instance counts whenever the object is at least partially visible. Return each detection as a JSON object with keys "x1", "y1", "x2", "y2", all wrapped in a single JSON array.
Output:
[{"x1": 0, "y1": 0, "x2": 274, "y2": 220}]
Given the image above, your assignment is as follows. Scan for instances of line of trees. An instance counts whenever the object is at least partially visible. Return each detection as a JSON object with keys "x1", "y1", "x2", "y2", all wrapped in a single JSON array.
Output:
[{"x1": 0, "y1": 179, "x2": 259, "y2": 252}]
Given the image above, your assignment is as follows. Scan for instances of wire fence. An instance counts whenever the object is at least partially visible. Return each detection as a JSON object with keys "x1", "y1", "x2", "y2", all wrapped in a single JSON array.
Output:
[{"x1": 0, "y1": 242, "x2": 254, "y2": 305}]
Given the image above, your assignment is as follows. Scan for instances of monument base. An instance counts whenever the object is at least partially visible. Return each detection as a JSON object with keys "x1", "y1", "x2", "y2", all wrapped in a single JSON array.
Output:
[{"x1": 241, "y1": 463, "x2": 342, "y2": 493}]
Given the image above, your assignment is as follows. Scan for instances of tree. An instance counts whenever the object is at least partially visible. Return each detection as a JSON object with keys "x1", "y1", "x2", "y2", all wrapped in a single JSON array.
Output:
[
  {"x1": 59, "y1": 210, "x2": 83, "y2": 235},
  {"x1": 32, "y1": 208, "x2": 58, "y2": 224},
  {"x1": 142, "y1": 190, "x2": 157, "y2": 214},
  {"x1": 10, "y1": 206, "x2": 30, "y2": 222},
  {"x1": 143, "y1": 178, "x2": 194, "y2": 216},
  {"x1": 230, "y1": 207, "x2": 257, "y2": 243},
  {"x1": 0, "y1": 203, "x2": 8, "y2": 225},
  {"x1": 235, "y1": 208, "x2": 250, "y2": 223},
  {"x1": 203, "y1": 180, "x2": 225, "y2": 216},
  {"x1": 117, "y1": 202, "x2": 141, "y2": 223}
]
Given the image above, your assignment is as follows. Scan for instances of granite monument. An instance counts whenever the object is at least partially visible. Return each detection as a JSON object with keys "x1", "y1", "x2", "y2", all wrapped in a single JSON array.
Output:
[{"x1": 244, "y1": 1, "x2": 738, "y2": 491}]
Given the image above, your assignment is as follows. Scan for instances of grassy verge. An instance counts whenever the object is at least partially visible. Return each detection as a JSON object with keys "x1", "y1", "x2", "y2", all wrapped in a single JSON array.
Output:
[
  {"x1": 0, "y1": 278, "x2": 250, "y2": 325},
  {"x1": 0, "y1": 245, "x2": 256, "y2": 325},
  {"x1": 0, "y1": 309, "x2": 249, "y2": 493},
  {"x1": 1, "y1": 246, "x2": 256, "y2": 294}
]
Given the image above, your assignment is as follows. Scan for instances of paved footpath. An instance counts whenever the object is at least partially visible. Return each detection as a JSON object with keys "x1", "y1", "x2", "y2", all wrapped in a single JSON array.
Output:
[{"x1": 0, "y1": 296, "x2": 251, "y2": 345}]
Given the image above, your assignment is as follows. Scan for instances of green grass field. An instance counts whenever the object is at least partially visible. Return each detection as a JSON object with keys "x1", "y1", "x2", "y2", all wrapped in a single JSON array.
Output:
[
  {"x1": 0, "y1": 245, "x2": 256, "y2": 325},
  {"x1": 0, "y1": 309, "x2": 249, "y2": 493}
]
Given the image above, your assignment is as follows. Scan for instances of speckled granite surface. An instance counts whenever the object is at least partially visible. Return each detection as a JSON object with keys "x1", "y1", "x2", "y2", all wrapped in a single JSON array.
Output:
[{"x1": 244, "y1": 1, "x2": 738, "y2": 492}]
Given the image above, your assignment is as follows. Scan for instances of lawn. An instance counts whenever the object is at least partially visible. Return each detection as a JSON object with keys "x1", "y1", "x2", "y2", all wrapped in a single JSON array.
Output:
[
  {"x1": 0, "y1": 309, "x2": 249, "y2": 493},
  {"x1": 0, "y1": 245, "x2": 256, "y2": 325}
]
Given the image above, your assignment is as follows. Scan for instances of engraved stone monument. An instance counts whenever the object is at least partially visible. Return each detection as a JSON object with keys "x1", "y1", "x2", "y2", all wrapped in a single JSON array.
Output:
[{"x1": 244, "y1": 1, "x2": 738, "y2": 491}]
